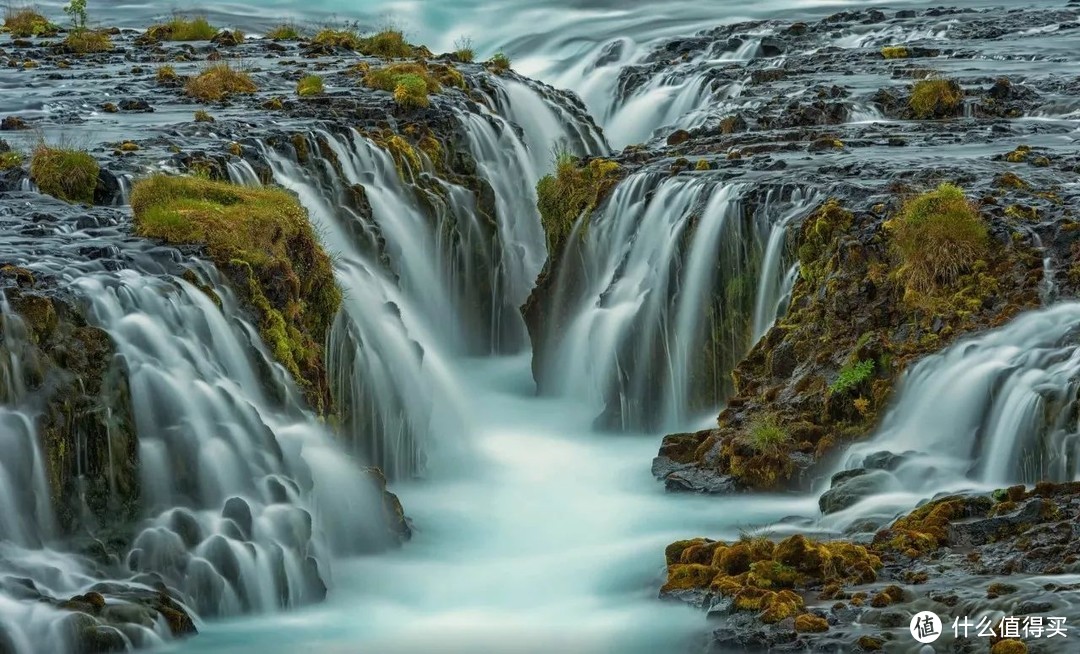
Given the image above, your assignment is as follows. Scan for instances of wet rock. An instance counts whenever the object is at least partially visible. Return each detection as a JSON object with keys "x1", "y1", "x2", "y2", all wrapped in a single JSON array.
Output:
[
  {"x1": 667, "y1": 129, "x2": 691, "y2": 146},
  {"x1": 1, "y1": 116, "x2": 27, "y2": 130},
  {"x1": 819, "y1": 469, "x2": 893, "y2": 514},
  {"x1": 117, "y1": 98, "x2": 153, "y2": 112}
]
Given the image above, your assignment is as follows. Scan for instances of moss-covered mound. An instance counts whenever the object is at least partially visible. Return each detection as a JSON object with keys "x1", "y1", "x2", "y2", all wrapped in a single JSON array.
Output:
[
  {"x1": 908, "y1": 78, "x2": 964, "y2": 119},
  {"x1": 656, "y1": 186, "x2": 1044, "y2": 492},
  {"x1": 663, "y1": 533, "x2": 882, "y2": 623},
  {"x1": 141, "y1": 15, "x2": 217, "y2": 42},
  {"x1": 4, "y1": 8, "x2": 57, "y2": 37},
  {"x1": 311, "y1": 28, "x2": 416, "y2": 58},
  {"x1": 185, "y1": 63, "x2": 257, "y2": 102},
  {"x1": 130, "y1": 175, "x2": 341, "y2": 413},
  {"x1": 30, "y1": 145, "x2": 100, "y2": 204},
  {"x1": 360, "y1": 61, "x2": 465, "y2": 108},
  {"x1": 535, "y1": 154, "x2": 621, "y2": 256}
]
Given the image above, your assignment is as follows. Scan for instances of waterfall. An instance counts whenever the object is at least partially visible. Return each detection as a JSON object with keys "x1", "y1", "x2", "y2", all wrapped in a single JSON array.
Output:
[
  {"x1": 533, "y1": 176, "x2": 815, "y2": 431},
  {"x1": 821, "y1": 303, "x2": 1080, "y2": 527}
]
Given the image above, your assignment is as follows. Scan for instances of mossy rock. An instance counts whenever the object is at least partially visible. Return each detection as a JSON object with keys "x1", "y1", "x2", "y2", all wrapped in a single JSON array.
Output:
[
  {"x1": 30, "y1": 145, "x2": 100, "y2": 204},
  {"x1": 130, "y1": 175, "x2": 341, "y2": 413}
]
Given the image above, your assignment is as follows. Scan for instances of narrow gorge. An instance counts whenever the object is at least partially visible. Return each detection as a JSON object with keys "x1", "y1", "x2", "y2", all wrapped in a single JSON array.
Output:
[{"x1": 0, "y1": 2, "x2": 1079, "y2": 653}]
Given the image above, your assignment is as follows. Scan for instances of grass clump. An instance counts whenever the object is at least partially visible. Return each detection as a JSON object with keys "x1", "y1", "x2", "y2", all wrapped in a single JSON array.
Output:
[
  {"x1": 297, "y1": 74, "x2": 324, "y2": 97},
  {"x1": 64, "y1": 29, "x2": 111, "y2": 53},
  {"x1": 312, "y1": 27, "x2": 412, "y2": 58},
  {"x1": 193, "y1": 110, "x2": 214, "y2": 122},
  {"x1": 29, "y1": 144, "x2": 99, "y2": 204},
  {"x1": 149, "y1": 14, "x2": 216, "y2": 41},
  {"x1": 362, "y1": 62, "x2": 454, "y2": 107},
  {"x1": 744, "y1": 414, "x2": 789, "y2": 455},
  {"x1": 829, "y1": 359, "x2": 875, "y2": 395},
  {"x1": 130, "y1": 175, "x2": 341, "y2": 413},
  {"x1": 886, "y1": 183, "x2": 988, "y2": 295},
  {"x1": 535, "y1": 153, "x2": 620, "y2": 253},
  {"x1": 156, "y1": 64, "x2": 178, "y2": 84},
  {"x1": 0, "y1": 150, "x2": 23, "y2": 170},
  {"x1": 488, "y1": 52, "x2": 511, "y2": 74},
  {"x1": 453, "y1": 35, "x2": 474, "y2": 62},
  {"x1": 909, "y1": 78, "x2": 963, "y2": 119},
  {"x1": 265, "y1": 22, "x2": 301, "y2": 40},
  {"x1": 4, "y1": 7, "x2": 56, "y2": 37},
  {"x1": 185, "y1": 63, "x2": 257, "y2": 102},
  {"x1": 880, "y1": 46, "x2": 909, "y2": 59}
]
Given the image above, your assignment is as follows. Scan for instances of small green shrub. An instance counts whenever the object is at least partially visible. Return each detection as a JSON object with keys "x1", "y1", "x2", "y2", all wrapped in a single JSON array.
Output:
[
  {"x1": 5, "y1": 7, "x2": 57, "y2": 36},
  {"x1": 30, "y1": 144, "x2": 99, "y2": 203},
  {"x1": 63, "y1": 0, "x2": 86, "y2": 29},
  {"x1": 909, "y1": 78, "x2": 963, "y2": 119},
  {"x1": 297, "y1": 74, "x2": 324, "y2": 97},
  {"x1": 829, "y1": 359, "x2": 875, "y2": 395},
  {"x1": 265, "y1": 22, "x2": 301, "y2": 40},
  {"x1": 488, "y1": 52, "x2": 511, "y2": 74},
  {"x1": 453, "y1": 35, "x2": 474, "y2": 62},
  {"x1": 744, "y1": 414, "x2": 789, "y2": 455},
  {"x1": 886, "y1": 183, "x2": 988, "y2": 294},
  {"x1": 535, "y1": 153, "x2": 620, "y2": 253},
  {"x1": 185, "y1": 63, "x2": 257, "y2": 101}
]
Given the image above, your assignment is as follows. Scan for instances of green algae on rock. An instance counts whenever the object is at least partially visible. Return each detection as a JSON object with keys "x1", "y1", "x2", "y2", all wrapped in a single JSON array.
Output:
[{"x1": 130, "y1": 175, "x2": 341, "y2": 413}]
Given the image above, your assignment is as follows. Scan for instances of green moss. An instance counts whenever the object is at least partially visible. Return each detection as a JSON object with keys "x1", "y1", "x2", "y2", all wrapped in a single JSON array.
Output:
[
  {"x1": 393, "y1": 74, "x2": 429, "y2": 108},
  {"x1": 296, "y1": 74, "x2": 324, "y2": 97},
  {"x1": 796, "y1": 199, "x2": 853, "y2": 285},
  {"x1": 148, "y1": 15, "x2": 217, "y2": 41},
  {"x1": 4, "y1": 8, "x2": 56, "y2": 37},
  {"x1": 64, "y1": 29, "x2": 112, "y2": 53},
  {"x1": 885, "y1": 183, "x2": 988, "y2": 298},
  {"x1": 488, "y1": 52, "x2": 511, "y2": 74},
  {"x1": 909, "y1": 78, "x2": 963, "y2": 119},
  {"x1": 794, "y1": 613, "x2": 829, "y2": 633},
  {"x1": 0, "y1": 150, "x2": 22, "y2": 170},
  {"x1": 130, "y1": 175, "x2": 341, "y2": 412},
  {"x1": 880, "y1": 46, "x2": 909, "y2": 59},
  {"x1": 363, "y1": 62, "x2": 453, "y2": 108},
  {"x1": 1005, "y1": 145, "x2": 1031, "y2": 163},
  {"x1": 1005, "y1": 204, "x2": 1037, "y2": 221},
  {"x1": 265, "y1": 23, "x2": 301, "y2": 40},
  {"x1": 535, "y1": 154, "x2": 620, "y2": 254},
  {"x1": 185, "y1": 63, "x2": 257, "y2": 102},
  {"x1": 829, "y1": 359, "x2": 874, "y2": 395},
  {"x1": 30, "y1": 144, "x2": 99, "y2": 204}
]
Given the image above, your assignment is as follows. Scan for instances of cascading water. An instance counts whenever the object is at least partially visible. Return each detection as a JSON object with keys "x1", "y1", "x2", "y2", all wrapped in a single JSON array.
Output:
[
  {"x1": 820, "y1": 302, "x2": 1080, "y2": 529},
  {"x1": 533, "y1": 175, "x2": 815, "y2": 431}
]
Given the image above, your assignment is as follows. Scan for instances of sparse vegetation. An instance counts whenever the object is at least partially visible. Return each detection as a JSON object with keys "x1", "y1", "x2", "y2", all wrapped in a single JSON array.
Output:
[
  {"x1": 62, "y1": 0, "x2": 86, "y2": 29},
  {"x1": 185, "y1": 63, "x2": 257, "y2": 102},
  {"x1": 265, "y1": 22, "x2": 301, "y2": 40},
  {"x1": 4, "y1": 6, "x2": 56, "y2": 37},
  {"x1": 129, "y1": 175, "x2": 340, "y2": 412},
  {"x1": 145, "y1": 14, "x2": 216, "y2": 41},
  {"x1": 829, "y1": 359, "x2": 875, "y2": 395},
  {"x1": 193, "y1": 110, "x2": 214, "y2": 122},
  {"x1": 156, "y1": 64, "x2": 178, "y2": 84},
  {"x1": 909, "y1": 78, "x2": 963, "y2": 119},
  {"x1": 453, "y1": 35, "x2": 474, "y2": 62},
  {"x1": 362, "y1": 62, "x2": 458, "y2": 107},
  {"x1": 30, "y1": 143, "x2": 99, "y2": 204},
  {"x1": 535, "y1": 153, "x2": 620, "y2": 253},
  {"x1": 488, "y1": 52, "x2": 511, "y2": 74},
  {"x1": 296, "y1": 74, "x2": 324, "y2": 97},
  {"x1": 880, "y1": 46, "x2": 909, "y2": 59},
  {"x1": 886, "y1": 183, "x2": 988, "y2": 295},
  {"x1": 0, "y1": 150, "x2": 23, "y2": 170},
  {"x1": 312, "y1": 27, "x2": 412, "y2": 58}
]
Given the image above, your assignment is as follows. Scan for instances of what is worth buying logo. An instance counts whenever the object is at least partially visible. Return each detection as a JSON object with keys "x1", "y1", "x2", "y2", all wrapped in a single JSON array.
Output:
[{"x1": 910, "y1": 611, "x2": 943, "y2": 643}]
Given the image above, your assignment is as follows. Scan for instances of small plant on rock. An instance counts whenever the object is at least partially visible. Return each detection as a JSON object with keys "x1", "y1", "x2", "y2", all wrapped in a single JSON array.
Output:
[
  {"x1": 453, "y1": 35, "x2": 475, "y2": 62},
  {"x1": 744, "y1": 414, "x2": 789, "y2": 455},
  {"x1": 886, "y1": 182, "x2": 988, "y2": 295},
  {"x1": 63, "y1": 0, "x2": 87, "y2": 30},
  {"x1": 265, "y1": 22, "x2": 301, "y2": 40},
  {"x1": 535, "y1": 152, "x2": 620, "y2": 253},
  {"x1": 909, "y1": 78, "x2": 963, "y2": 119},
  {"x1": 829, "y1": 359, "x2": 875, "y2": 395},
  {"x1": 5, "y1": 6, "x2": 57, "y2": 37},
  {"x1": 296, "y1": 74, "x2": 324, "y2": 97},
  {"x1": 488, "y1": 52, "x2": 511, "y2": 74}
]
